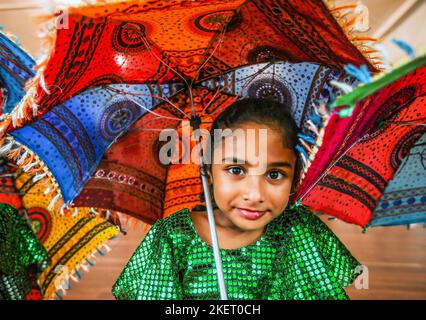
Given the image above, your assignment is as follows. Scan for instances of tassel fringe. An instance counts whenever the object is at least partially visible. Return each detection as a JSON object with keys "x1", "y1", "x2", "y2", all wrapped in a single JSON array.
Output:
[
  {"x1": 1, "y1": 138, "x2": 67, "y2": 212},
  {"x1": 52, "y1": 237, "x2": 118, "y2": 300},
  {"x1": 322, "y1": 0, "x2": 385, "y2": 71},
  {"x1": 295, "y1": 100, "x2": 331, "y2": 184},
  {"x1": 0, "y1": 15, "x2": 57, "y2": 141}
]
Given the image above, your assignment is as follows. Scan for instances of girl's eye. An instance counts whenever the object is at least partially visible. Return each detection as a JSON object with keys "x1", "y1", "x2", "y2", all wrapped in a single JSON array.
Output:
[
  {"x1": 227, "y1": 166, "x2": 245, "y2": 176},
  {"x1": 267, "y1": 170, "x2": 285, "y2": 180}
]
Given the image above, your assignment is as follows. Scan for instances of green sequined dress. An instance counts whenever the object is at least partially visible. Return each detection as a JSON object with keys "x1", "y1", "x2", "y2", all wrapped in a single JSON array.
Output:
[
  {"x1": 0, "y1": 203, "x2": 50, "y2": 300},
  {"x1": 112, "y1": 205, "x2": 362, "y2": 300}
]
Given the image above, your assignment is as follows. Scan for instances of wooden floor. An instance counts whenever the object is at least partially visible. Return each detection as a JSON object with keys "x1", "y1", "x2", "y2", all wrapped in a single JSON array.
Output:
[{"x1": 64, "y1": 216, "x2": 426, "y2": 300}]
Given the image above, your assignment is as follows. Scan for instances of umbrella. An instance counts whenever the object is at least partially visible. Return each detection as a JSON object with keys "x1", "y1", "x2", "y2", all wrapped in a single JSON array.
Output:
[
  {"x1": 0, "y1": 158, "x2": 121, "y2": 300},
  {"x1": 9, "y1": 61, "x2": 351, "y2": 222},
  {"x1": 294, "y1": 55, "x2": 426, "y2": 227},
  {"x1": 14, "y1": 171, "x2": 120, "y2": 300},
  {"x1": 0, "y1": 32, "x2": 35, "y2": 115},
  {"x1": 0, "y1": 31, "x2": 120, "y2": 300},
  {"x1": 0, "y1": 0, "x2": 380, "y2": 134},
  {"x1": 370, "y1": 132, "x2": 426, "y2": 227},
  {"x1": 0, "y1": 0, "x2": 382, "y2": 299}
]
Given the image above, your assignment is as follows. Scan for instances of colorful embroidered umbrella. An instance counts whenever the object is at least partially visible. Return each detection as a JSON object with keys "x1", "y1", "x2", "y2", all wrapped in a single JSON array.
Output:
[
  {"x1": 369, "y1": 132, "x2": 426, "y2": 227},
  {"x1": 0, "y1": 0, "x2": 382, "y2": 299},
  {"x1": 0, "y1": 161, "x2": 120, "y2": 300},
  {"x1": 0, "y1": 32, "x2": 35, "y2": 115},
  {"x1": 0, "y1": 31, "x2": 120, "y2": 300},
  {"x1": 14, "y1": 172, "x2": 120, "y2": 300},
  {"x1": 9, "y1": 61, "x2": 351, "y2": 223},
  {"x1": 0, "y1": 0, "x2": 380, "y2": 135},
  {"x1": 295, "y1": 55, "x2": 426, "y2": 227}
]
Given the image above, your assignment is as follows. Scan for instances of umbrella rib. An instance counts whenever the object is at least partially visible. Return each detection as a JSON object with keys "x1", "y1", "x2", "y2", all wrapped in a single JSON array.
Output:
[
  {"x1": 235, "y1": 63, "x2": 275, "y2": 97},
  {"x1": 104, "y1": 85, "x2": 190, "y2": 120},
  {"x1": 188, "y1": 18, "x2": 230, "y2": 117},
  {"x1": 201, "y1": 62, "x2": 275, "y2": 117},
  {"x1": 296, "y1": 134, "x2": 366, "y2": 203},
  {"x1": 195, "y1": 25, "x2": 228, "y2": 80},
  {"x1": 104, "y1": 86, "x2": 182, "y2": 122},
  {"x1": 297, "y1": 112, "x2": 426, "y2": 203},
  {"x1": 133, "y1": 116, "x2": 177, "y2": 132},
  {"x1": 124, "y1": 93, "x2": 182, "y2": 121},
  {"x1": 200, "y1": 62, "x2": 274, "y2": 116},
  {"x1": 139, "y1": 35, "x2": 195, "y2": 115},
  {"x1": 200, "y1": 86, "x2": 225, "y2": 115}
]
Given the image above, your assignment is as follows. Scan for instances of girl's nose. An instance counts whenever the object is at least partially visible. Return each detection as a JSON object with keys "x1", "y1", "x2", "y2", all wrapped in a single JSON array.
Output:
[{"x1": 242, "y1": 176, "x2": 265, "y2": 203}]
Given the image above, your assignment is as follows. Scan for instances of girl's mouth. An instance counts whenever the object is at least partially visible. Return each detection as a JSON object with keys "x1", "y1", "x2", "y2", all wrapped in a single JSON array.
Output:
[{"x1": 236, "y1": 208, "x2": 267, "y2": 220}]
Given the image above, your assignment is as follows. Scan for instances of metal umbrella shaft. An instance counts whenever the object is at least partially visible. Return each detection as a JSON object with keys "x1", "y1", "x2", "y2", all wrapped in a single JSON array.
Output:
[{"x1": 191, "y1": 115, "x2": 228, "y2": 300}]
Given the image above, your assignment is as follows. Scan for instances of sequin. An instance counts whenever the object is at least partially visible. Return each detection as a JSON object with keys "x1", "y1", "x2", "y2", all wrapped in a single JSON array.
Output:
[
  {"x1": 0, "y1": 203, "x2": 50, "y2": 299},
  {"x1": 112, "y1": 205, "x2": 362, "y2": 300}
]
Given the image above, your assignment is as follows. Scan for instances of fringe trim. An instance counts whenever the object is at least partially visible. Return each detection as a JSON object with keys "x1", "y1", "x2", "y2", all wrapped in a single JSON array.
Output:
[
  {"x1": 322, "y1": 0, "x2": 385, "y2": 72},
  {"x1": 2, "y1": 137, "x2": 67, "y2": 211},
  {"x1": 0, "y1": 16, "x2": 58, "y2": 138},
  {"x1": 0, "y1": 29, "x2": 36, "y2": 65},
  {"x1": 114, "y1": 210, "x2": 150, "y2": 234},
  {"x1": 50, "y1": 236, "x2": 119, "y2": 300},
  {"x1": 296, "y1": 101, "x2": 331, "y2": 184},
  {"x1": 88, "y1": 207, "x2": 151, "y2": 234}
]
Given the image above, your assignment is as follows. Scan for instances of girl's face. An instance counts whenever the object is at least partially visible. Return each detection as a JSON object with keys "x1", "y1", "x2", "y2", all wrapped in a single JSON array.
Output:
[{"x1": 210, "y1": 121, "x2": 297, "y2": 233}]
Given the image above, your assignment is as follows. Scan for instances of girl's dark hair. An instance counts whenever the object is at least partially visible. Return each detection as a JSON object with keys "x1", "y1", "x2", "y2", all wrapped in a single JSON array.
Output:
[
  {"x1": 195, "y1": 97, "x2": 301, "y2": 211},
  {"x1": 210, "y1": 97, "x2": 300, "y2": 149}
]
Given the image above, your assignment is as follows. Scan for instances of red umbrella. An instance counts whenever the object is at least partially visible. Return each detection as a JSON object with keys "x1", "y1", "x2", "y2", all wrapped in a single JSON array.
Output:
[
  {"x1": 294, "y1": 56, "x2": 426, "y2": 227},
  {"x1": 0, "y1": 0, "x2": 380, "y2": 136}
]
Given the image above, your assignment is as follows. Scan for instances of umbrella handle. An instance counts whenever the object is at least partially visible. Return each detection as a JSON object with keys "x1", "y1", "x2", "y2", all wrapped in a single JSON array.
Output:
[{"x1": 199, "y1": 168, "x2": 228, "y2": 300}]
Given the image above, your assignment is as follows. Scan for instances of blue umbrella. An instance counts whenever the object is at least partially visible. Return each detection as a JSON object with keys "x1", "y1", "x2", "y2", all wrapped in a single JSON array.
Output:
[
  {"x1": 0, "y1": 32, "x2": 35, "y2": 114},
  {"x1": 370, "y1": 133, "x2": 426, "y2": 227}
]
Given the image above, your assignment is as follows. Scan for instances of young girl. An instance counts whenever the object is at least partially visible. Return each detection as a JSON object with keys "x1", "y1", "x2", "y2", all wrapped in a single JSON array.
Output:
[{"x1": 112, "y1": 98, "x2": 362, "y2": 300}]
